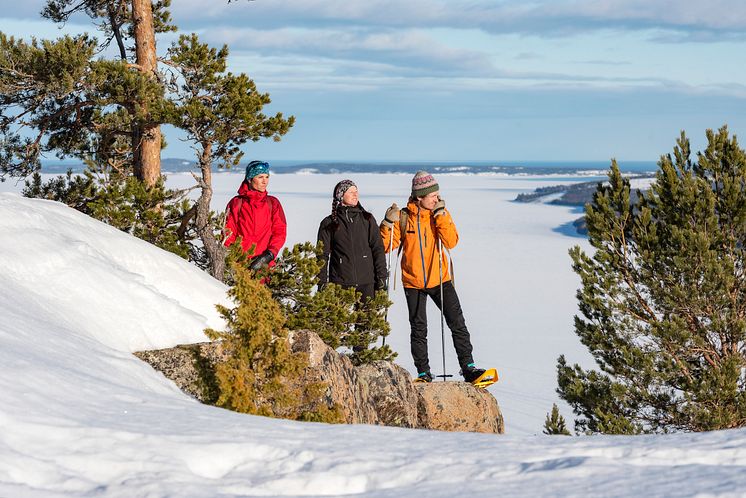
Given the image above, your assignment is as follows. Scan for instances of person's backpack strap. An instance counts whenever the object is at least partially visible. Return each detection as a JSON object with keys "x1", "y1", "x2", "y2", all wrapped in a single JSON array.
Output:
[
  {"x1": 391, "y1": 207, "x2": 409, "y2": 290},
  {"x1": 396, "y1": 207, "x2": 409, "y2": 257}
]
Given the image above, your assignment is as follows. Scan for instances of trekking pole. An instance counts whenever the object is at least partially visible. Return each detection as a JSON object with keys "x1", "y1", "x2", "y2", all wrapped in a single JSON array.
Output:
[
  {"x1": 382, "y1": 228, "x2": 394, "y2": 347},
  {"x1": 435, "y1": 238, "x2": 452, "y2": 381}
]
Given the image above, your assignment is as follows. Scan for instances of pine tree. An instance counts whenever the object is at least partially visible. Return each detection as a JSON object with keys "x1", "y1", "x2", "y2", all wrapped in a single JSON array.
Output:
[
  {"x1": 558, "y1": 126, "x2": 746, "y2": 434},
  {"x1": 0, "y1": 4, "x2": 172, "y2": 182},
  {"x1": 3, "y1": 0, "x2": 176, "y2": 185},
  {"x1": 22, "y1": 170, "x2": 96, "y2": 213},
  {"x1": 543, "y1": 404, "x2": 571, "y2": 435},
  {"x1": 206, "y1": 246, "x2": 343, "y2": 422}
]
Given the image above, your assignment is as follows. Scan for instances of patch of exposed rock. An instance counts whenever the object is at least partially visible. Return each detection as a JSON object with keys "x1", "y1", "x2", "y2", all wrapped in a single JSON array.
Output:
[
  {"x1": 287, "y1": 329, "x2": 378, "y2": 424},
  {"x1": 135, "y1": 329, "x2": 504, "y2": 434},
  {"x1": 415, "y1": 382, "x2": 504, "y2": 434}
]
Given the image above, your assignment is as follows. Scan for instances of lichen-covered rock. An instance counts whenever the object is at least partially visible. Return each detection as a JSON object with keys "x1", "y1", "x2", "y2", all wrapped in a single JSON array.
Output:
[
  {"x1": 356, "y1": 361, "x2": 419, "y2": 428},
  {"x1": 133, "y1": 342, "x2": 228, "y2": 403},
  {"x1": 288, "y1": 330, "x2": 377, "y2": 425},
  {"x1": 415, "y1": 382, "x2": 505, "y2": 434}
]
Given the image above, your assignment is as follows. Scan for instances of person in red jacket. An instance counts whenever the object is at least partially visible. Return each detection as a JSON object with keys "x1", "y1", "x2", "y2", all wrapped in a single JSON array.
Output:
[{"x1": 224, "y1": 160, "x2": 287, "y2": 271}]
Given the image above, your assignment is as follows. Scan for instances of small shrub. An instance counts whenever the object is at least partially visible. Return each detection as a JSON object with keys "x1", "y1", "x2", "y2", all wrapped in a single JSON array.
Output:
[
  {"x1": 206, "y1": 252, "x2": 343, "y2": 422},
  {"x1": 543, "y1": 403, "x2": 571, "y2": 435}
]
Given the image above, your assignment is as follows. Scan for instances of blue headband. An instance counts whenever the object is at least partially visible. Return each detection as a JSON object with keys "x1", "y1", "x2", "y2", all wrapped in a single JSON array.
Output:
[{"x1": 245, "y1": 160, "x2": 270, "y2": 181}]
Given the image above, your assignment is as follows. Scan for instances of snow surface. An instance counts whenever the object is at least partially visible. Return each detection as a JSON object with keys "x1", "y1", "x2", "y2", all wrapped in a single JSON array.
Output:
[{"x1": 2, "y1": 176, "x2": 746, "y2": 497}]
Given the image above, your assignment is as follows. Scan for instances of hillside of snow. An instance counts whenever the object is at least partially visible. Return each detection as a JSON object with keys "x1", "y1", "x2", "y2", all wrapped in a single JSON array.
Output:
[{"x1": 2, "y1": 190, "x2": 746, "y2": 496}]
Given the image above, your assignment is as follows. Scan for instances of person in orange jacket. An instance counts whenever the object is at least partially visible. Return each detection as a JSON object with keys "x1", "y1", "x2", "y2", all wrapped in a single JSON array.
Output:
[{"x1": 380, "y1": 171, "x2": 485, "y2": 383}]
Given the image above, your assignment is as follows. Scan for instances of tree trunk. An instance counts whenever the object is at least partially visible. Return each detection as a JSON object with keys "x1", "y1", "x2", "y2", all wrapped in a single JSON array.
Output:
[
  {"x1": 131, "y1": 0, "x2": 161, "y2": 187},
  {"x1": 195, "y1": 143, "x2": 227, "y2": 281}
]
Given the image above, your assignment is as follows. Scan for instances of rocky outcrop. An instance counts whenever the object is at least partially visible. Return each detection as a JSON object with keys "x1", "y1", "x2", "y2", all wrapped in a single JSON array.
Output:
[
  {"x1": 415, "y1": 383, "x2": 504, "y2": 434},
  {"x1": 355, "y1": 360, "x2": 420, "y2": 428},
  {"x1": 135, "y1": 330, "x2": 504, "y2": 434},
  {"x1": 134, "y1": 342, "x2": 228, "y2": 404},
  {"x1": 288, "y1": 330, "x2": 378, "y2": 424}
]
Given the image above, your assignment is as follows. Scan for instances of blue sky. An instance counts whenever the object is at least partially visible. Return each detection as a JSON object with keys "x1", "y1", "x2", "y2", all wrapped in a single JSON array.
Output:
[{"x1": 3, "y1": 0, "x2": 746, "y2": 162}]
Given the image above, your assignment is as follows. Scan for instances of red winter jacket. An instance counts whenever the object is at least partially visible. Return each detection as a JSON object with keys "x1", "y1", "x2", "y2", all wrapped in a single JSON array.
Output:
[{"x1": 224, "y1": 182, "x2": 287, "y2": 266}]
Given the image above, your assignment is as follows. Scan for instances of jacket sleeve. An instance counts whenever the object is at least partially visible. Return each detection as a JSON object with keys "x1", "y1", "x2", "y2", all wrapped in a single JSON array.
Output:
[
  {"x1": 223, "y1": 197, "x2": 240, "y2": 247},
  {"x1": 267, "y1": 197, "x2": 287, "y2": 258},
  {"x1": 368, "y1": 215, "x2": 388, "y2": 288},
  {"x1": 317, "y1": 219, "x2": 332, "y2": 285},
  {"x1": 434, "y1": 209, "x2": 459, "y2": 249}
]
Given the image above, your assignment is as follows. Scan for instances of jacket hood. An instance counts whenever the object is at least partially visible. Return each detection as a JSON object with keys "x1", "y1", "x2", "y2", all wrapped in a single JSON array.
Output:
[{"x1": 237, "y1": 181, "x2": 269, "y2": 201}]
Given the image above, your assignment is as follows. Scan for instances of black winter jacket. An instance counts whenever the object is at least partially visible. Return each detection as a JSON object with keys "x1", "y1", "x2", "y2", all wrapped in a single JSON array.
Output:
[{"x1": 317, "y1": 205, "x2": 388, "y2": 289}]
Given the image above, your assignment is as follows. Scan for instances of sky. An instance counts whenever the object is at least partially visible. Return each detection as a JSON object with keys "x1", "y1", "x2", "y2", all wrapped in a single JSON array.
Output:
[{"x1": 2, "y1": 0, "x2": 746, "y2": 162}]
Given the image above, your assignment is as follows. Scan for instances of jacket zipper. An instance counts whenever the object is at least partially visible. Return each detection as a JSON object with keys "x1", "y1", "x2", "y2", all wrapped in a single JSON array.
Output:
[
  {"x1": 347, "y1": 209, "x2": 358, "y2": 284},
  {"x1": 416, "y1": 207, "x2": 428, "y2": 288}
]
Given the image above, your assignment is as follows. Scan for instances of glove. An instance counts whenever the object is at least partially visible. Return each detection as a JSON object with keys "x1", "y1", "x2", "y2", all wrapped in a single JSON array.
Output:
[
  {"x1": 433, "y1": 198, "x2": 446, "y2": 217},
  {"x1": 382, "y1": 203, "x2": 400, "y2": 227},
  {"x1": 249, "y1": 249, "x2": 274, "y2": 271},
  {"x1": 375, "y1": 277, "x2": 388, "y2": 292}
]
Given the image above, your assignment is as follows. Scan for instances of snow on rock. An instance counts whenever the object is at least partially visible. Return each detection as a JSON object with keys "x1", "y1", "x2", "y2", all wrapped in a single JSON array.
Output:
[{"x1": 3, "y1": 192, "x2": 746, "y2": 497}]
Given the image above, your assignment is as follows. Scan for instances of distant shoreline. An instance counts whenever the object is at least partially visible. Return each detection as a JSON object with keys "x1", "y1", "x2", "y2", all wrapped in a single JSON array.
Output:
[{"x1": 39, "y1": 158, "x2": 658, "y2": 176}]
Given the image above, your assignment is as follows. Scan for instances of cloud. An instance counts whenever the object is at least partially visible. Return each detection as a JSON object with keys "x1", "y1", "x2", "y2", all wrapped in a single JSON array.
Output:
[
  {"x1": 6, "y1": 0, "x2": 745, "y2": 99},
  {"x1": 7, "y1": 0, "x2": 746, "y2": 41},
  {"x1": 514, "y1": 52, "x2": 544, "y2": 61},
  {"x1": 199, "y1": 27, "x2": 496, "y2": 77},
  {"x1": 199, "y1": 27, "x2": 644, "y2": 91},
  {"x1": 170, "y1": 0, "x2": 746, "y2": 40},
  {"x1": 572, "y1": 59, "x2": 632, "y2": 66}
]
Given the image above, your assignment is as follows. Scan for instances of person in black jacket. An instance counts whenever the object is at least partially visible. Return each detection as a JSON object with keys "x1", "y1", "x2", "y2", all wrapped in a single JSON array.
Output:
[{"x1": 317, "y1": 180, "x2": 388, "y2": 301}]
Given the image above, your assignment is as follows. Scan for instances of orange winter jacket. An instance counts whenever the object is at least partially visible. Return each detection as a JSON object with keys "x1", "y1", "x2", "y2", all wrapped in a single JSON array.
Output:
[{"x1": 380, "y1": 201, "x2": 458, "y2": 289}]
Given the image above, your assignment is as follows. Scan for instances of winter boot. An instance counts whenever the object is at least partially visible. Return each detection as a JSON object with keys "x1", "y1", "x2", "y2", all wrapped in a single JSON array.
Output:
[
  {"x1": 461, "y1": 364, "x2": 486, "y2": 383},
  {"x1": 414, "y1": 371, "x2": 433, "y2": 383}
]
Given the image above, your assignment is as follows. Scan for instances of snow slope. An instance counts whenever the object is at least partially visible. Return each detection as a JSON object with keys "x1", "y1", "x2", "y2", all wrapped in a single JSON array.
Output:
[{"x1": 2, "y1": 185, "x2": 746, "y2": 497}]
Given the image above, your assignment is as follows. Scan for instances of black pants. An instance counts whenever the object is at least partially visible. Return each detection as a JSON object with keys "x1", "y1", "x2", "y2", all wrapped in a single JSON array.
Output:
[
  {"x1": 332, "y1": 282, "x2": 375, "y2": 302},
  {"x1": 404, "y1": 280, "x2": 474, "y2": 374},
  {"x1": 354, "y1": 283, "x2": 375, "y2": 303},
  {"x1": 342, "y1": 283, "x2": 375, "y2": 352}
]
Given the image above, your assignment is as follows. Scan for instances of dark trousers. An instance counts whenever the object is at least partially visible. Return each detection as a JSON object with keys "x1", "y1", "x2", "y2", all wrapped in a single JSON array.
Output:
[
  {"x1": 354, "y1": 283, "x2": 375, "y2": 303},
  {"x1": 404, "y1": 280, "x2": 474, "y2": 374},
  {"x1": 334, "y1": 283, "x2": 375, "y2": 302},
  {"x1": 342, "y1": 283, "x2": 376, "y2": 352}
]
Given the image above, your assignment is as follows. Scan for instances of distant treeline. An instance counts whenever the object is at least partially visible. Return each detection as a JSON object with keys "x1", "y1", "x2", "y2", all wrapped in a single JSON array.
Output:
[
  {"x1": 516, "y1": 177, "x2": 653, "y2": 236},
  {"x1": 515, "y1": 178, "x2": 649, "y2": 207}
]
